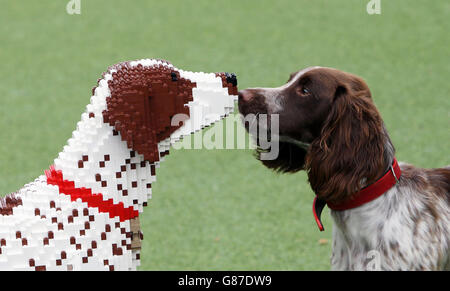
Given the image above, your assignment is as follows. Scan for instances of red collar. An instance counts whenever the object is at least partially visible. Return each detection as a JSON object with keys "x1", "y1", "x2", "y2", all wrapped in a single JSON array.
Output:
[
  {"x1": 313, "y1": 158, "x2": 401, "y2": 231},
  {"x1": 45, "y1": 165, "x2": 139, "y2": 222}
]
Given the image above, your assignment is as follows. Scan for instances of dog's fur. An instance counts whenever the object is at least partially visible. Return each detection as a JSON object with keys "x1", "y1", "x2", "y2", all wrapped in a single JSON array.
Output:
[{"x1": 238, "y1": 67, "x2": 450, "y2": 270}]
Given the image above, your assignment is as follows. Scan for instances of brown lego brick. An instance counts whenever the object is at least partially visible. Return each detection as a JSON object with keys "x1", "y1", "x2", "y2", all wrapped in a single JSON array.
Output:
[
  {"x1": 0, "y1": 194, "x2": 22, "y2": 216},
  {"x1": 35, "y1": 266, "x2": 46, "y2": 271}
]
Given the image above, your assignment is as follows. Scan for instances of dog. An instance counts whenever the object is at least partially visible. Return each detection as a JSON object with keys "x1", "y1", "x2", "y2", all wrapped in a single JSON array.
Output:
[
  {"x1": 238, "y1": 67, "x2": 449, "y2": 270},
  {"x1": 0, "y1": 59, "x2": 238, "y2": 270}
]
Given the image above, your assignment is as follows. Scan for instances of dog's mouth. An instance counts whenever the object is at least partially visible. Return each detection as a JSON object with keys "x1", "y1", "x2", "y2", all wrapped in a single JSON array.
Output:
[{"x1": 238, "y1": 89, "x2": 312, "y2": 153}]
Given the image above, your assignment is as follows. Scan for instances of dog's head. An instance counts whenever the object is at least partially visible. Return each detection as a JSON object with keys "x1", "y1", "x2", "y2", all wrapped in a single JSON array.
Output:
[
  {"x1": 94, "y1": 59, "x2": 238, "y2": 163},
  {"x1": 239, "y1": 67, "x2": 372, "y2": 145},
  {"x1": 239, "y1": 67, "x2": 390, "y2": 201}
]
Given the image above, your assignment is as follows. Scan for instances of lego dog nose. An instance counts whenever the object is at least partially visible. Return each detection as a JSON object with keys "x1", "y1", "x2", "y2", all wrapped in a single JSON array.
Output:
[
  {"x1": 215, "y1": 72, "x2": 238, "y2": 96},
  {"x1": 224, "y1": 72, "x2": 237, "y2": 86}
]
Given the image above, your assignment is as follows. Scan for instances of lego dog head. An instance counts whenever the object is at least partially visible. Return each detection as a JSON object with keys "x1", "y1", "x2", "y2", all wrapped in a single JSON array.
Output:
[
  {"x1": 52, "y1": 58, "x2": 238, "y2": 225},
  {"x1": 92, "y1": 59, "x2": 238, "y2": 164}
]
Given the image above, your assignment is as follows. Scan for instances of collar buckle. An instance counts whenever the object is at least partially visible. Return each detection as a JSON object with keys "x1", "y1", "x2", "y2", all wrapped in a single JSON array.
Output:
[{"x1": 390, "y1": 163, "x2": 399, "y2": 184}]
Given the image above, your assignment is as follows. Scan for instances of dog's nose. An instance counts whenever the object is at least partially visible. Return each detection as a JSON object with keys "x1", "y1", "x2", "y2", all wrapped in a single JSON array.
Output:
[{"x1": 238, "y1": 89, "x2": 255, "y2": 102}]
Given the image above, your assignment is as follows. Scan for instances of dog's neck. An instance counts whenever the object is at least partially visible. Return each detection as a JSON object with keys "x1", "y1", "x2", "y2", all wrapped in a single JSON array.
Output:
[
  {"x1": 306, "y1": 123, "x2": 396, "y2": 204},
  {"x1": 52, "y1": 71, "x2": 160, "y2": 215}
]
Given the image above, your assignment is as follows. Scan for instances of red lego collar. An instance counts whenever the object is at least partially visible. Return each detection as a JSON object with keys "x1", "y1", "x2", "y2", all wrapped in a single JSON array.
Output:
[
  {"x1": 45, "y1": 165, "x2": 139, "y2": 222},
  {"x1": 313, "y1": 158, "x2": 401, "y2": 231}
]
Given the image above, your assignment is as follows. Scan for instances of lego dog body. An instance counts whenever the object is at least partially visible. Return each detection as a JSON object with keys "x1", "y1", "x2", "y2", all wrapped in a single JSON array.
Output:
[{"x1": 0, "y1": 59, "x2": 237, "y2": 270}]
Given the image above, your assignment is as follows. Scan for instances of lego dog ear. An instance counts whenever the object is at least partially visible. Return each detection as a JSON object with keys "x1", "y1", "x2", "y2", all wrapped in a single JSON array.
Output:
[{"x1": 102, "y1": 64, "x2": 196, "y2": 163}]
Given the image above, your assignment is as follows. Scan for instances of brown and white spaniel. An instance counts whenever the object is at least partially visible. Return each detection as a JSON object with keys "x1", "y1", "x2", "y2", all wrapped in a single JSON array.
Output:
[{"x1": 238, "y1": 67, "x2": 450, "y2": 270}]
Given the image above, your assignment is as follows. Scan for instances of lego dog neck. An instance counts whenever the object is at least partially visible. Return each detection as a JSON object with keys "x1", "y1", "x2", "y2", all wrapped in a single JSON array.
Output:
[
  {"x1": 53, "y1": 67, "x2": 156, "y2": 215},
  {"x1": 52, "y1": 59, "x2": 238, "y2": 216}
]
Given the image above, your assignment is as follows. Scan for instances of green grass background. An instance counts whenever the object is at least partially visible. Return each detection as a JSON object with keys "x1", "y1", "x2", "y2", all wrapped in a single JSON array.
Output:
[{"x1": 0, "y1": 0, "x2": 448, "y2": 270}]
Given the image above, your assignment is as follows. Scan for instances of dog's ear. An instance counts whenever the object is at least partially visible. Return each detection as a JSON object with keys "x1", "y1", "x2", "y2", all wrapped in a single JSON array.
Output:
[
  {"x1": 306, "y1": 84, "x2": 386, "y2": 203},
  {"x1": 102, "y1": 64, "x2": 196, "y2": 163}
]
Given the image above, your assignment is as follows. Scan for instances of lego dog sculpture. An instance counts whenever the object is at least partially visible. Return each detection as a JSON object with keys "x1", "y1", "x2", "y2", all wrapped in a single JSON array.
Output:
[{"x1": 0, "y1": 59, "x2": 238, "y2": 270}]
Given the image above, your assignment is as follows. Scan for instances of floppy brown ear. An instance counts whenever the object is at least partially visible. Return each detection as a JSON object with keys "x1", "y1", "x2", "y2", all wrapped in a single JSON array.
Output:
[{"x1": 305, "y1": 84, "x2": 386, "y2": 203}]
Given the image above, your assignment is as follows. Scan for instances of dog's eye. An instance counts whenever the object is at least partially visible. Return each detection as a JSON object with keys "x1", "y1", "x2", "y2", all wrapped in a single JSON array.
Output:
[{"x1": 297, "y1": 87, "x2": 310, "y2": 96}]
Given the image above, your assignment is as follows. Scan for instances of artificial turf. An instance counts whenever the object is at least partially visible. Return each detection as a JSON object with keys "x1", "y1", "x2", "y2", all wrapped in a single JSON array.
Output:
[{"x1": 0, "y1": 0, "x2": 448, "y2": 270}]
